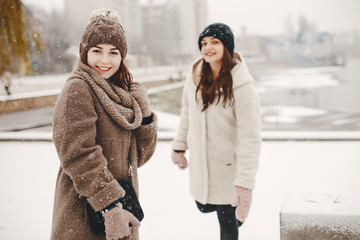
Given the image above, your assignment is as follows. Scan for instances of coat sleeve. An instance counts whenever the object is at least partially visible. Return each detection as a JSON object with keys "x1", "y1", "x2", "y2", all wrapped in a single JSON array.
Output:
[
  {"x1": 233, "y1": 82, "x2": 262, "y2": 190},
  {"x1": 53, "y1": 80, "x2": 125, "y2": 212},
  {"x1": 134, "y1": 112, "x2": 158, "y2": 167},
  {"x1": 171, "y1": 75, "x2": 191, "y2": 151}
]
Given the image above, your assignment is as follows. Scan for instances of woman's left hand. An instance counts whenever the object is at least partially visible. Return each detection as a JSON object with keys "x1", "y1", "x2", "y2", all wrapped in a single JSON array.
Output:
[
  {"x1": 130, "y1": 82, "x2": 151, "y2": 117},
  {"x1": 231, "y1": 186, "x2": 252, "y2": 222}
]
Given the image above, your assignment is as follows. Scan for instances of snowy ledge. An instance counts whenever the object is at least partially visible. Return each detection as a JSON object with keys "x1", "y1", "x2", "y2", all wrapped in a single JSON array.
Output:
[
  {"x1": 280, "y1": 193, "x2": 360, "y2": 239},
  {"x1": 0, "y1": 89, "x2": 61, "y2": 101},
  {"x1": 0, "y1": 89, "x2": 61, "y2": 113},
  {"x1": 261, "y1": 131, "x2": 360, "y2": 141},
  {"x1": 1, "y1": 131, "x2": 360, "y2": 142},
  {"x1": 0, "y1": 131, "x2": 177, "y2": 142}
]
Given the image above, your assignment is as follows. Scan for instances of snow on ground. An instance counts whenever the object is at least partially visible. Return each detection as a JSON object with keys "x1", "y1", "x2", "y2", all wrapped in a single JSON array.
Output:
[
  {"x1": 257, "y1": 66, "x2": 340, "y2": 90},
  {"x1": 0, "y1": 140, "x2": 359, "y2": 240},
  {"x1": 262, "y1": 105, "x2": 328, "y2": 124},
  {"x1": 280, "y1": 192, "x2": 360, "y2": 237}
]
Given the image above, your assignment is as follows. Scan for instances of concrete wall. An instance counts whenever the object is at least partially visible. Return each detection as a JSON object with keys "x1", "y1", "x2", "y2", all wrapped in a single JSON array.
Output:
[{"x1": 0, "y1": 90, "x2": 60, "y2": 113}]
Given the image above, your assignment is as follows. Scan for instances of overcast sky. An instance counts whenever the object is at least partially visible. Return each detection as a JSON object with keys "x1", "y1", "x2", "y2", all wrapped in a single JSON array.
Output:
[
  {"x1": 22, "y1": 0, "x2": 360, "y2": 36},
  {"x1": 208, "y1": 0, "x2": 360, "y2": 35}
]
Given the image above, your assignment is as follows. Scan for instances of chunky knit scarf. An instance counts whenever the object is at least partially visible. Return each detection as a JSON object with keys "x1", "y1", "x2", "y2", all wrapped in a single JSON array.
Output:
[{"x1": 68, "y1": 60, "x2": 142, "y2": 130}]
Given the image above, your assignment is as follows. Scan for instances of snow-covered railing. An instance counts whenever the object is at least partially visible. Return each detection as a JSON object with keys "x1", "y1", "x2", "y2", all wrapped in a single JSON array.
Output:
[
  {"x1": 1, "y1": 130, "x2": 360, "y2": 142},
  {"x1": 148, "y1": 81, "x2": 184, "y2": 95},
  {"x1": 0, "y1": 89, "x2": 61, "y2": 113},
  {"x1": 262, "y1": 131, "x2": 360, "y2": 141},
  {"x1": 0, "y1": 76, "x2": 184, "y2": 113},
  {"x1": 0, "y1": 89, "x2": 61, "y2": 102}
]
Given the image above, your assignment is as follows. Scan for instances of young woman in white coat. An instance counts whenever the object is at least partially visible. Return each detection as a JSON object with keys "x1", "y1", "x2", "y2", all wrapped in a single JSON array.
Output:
[{"x1": 171, "y1": 23, "x2": 261, "y2": 240}]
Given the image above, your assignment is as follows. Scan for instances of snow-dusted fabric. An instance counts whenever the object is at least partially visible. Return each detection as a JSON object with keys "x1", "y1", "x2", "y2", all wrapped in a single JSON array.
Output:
[
  {"x1": 171, "y1": 52, "x2": 261, "y2": 205},
  {"x1": 51, "y1": 61, "x2": 157, "y2": 240}
]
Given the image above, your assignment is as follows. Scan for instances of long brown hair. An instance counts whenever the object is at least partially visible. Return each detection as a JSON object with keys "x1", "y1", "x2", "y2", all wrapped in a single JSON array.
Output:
[
  {"x1": 81, "y1": 54, "x2": 132, "y2": 91},
  {"x1": 196, "y1": 47, "x2": 236, "y2": 111}
]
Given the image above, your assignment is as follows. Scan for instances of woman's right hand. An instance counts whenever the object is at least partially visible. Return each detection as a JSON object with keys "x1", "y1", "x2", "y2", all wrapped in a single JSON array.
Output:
[
  {"x1": 102, "y1": 203, "x2": 140, "y2": 240},
  {"x1": 171, "y1": 151, "x2": 188, "y2": 169}
]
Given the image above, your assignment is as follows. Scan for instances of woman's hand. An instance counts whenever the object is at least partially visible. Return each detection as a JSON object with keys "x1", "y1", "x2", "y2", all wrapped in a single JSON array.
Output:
[
  {"x1": 102, "y1": 203, "x2": 140, "y2": 240},
  {"x1": 130, "y1": 82, "x2": 151, "y2": 117},
  {"x1": 171, "y1": 151, "x2": 188, "y2": 169},
  {"x1": 231, "y1": 186, "x2": 252, "y2": 222}
]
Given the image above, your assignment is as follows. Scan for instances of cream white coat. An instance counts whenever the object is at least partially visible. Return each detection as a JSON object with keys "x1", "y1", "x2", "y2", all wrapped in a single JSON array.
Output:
[{"x1": 171, "y1": 52, "x2": 261, "y2": 204}]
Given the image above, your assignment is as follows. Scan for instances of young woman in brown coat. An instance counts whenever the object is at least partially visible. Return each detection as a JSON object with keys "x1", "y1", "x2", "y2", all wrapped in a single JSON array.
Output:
[{"x1": 51, "y1": 9, "x2": 157, "y2": 240}]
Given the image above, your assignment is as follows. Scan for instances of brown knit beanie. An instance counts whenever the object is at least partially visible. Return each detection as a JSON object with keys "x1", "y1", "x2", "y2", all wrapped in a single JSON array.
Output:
[{"x1": 79, "y1": 8, "x2": 127, "y2": 61}]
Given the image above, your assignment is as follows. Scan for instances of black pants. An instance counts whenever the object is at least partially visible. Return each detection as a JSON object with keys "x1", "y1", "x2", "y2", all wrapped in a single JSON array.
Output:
[{"x1": 196, "y1": 201, "x2": 243, "y2": 240}]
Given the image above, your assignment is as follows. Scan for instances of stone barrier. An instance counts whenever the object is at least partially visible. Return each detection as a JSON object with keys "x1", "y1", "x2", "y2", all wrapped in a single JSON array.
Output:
[
  {"x1": 280, "y1": 193, "x2": 360, "y2": 240},
  {"x1": 0, "y1": 89, "x2": 60, "y2": 113}
]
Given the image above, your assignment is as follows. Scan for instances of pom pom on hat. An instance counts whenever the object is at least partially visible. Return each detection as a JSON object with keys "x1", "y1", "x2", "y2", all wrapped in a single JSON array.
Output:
[
  {"x1": 79, "y1": 8, "x2": 127, "y2": 60},
  {"x1": 88, "y1": 8, "x2": 122, "y2": 23},
  {"x1": 198, "y1": 23, "x2": 235, "y2": 56}
]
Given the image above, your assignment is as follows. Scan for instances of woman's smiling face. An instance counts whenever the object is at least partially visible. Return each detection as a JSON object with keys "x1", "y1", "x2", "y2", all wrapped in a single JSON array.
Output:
[
  {"x1": 200, "y1": 36, "x2": 224, "y2": 65},
  {"x1": 87, "y1": 44, "x2": 121, "y2": 79}
]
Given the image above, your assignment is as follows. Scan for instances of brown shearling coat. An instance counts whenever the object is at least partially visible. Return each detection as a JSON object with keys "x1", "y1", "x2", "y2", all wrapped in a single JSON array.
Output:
[{"x1": 50, "y1": 61, "x2": 157, "y2": 240}]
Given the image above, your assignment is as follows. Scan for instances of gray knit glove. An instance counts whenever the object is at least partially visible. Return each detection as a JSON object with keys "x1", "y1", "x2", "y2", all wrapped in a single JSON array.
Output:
[
  {"x1": 102, "y1": 203, "x2": 140, "y2": 240},
  {"x1": 130, "y1": 81, "x2": 151, "y2": 117}
]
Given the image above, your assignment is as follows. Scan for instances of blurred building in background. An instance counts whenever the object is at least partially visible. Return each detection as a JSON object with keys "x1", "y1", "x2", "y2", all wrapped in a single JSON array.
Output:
[
  {"x1": 63, "y1": 0, "x2": 207, "y2": 68},
  {"x1": 266, "y1": 31, "x2": 345, "y2": 67},
  {"x1": 141, "y1": 0, "x2": 207, "y2": 66},
  {"x1": 20, "y1": 0, "x2": 360, "y2": 74},
  {"x1": 63, "y1": 0, "x2": 143, "y2": 56},
  {"x1": 235, "y1": 24, "x2": 348, "y2": 68}
]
